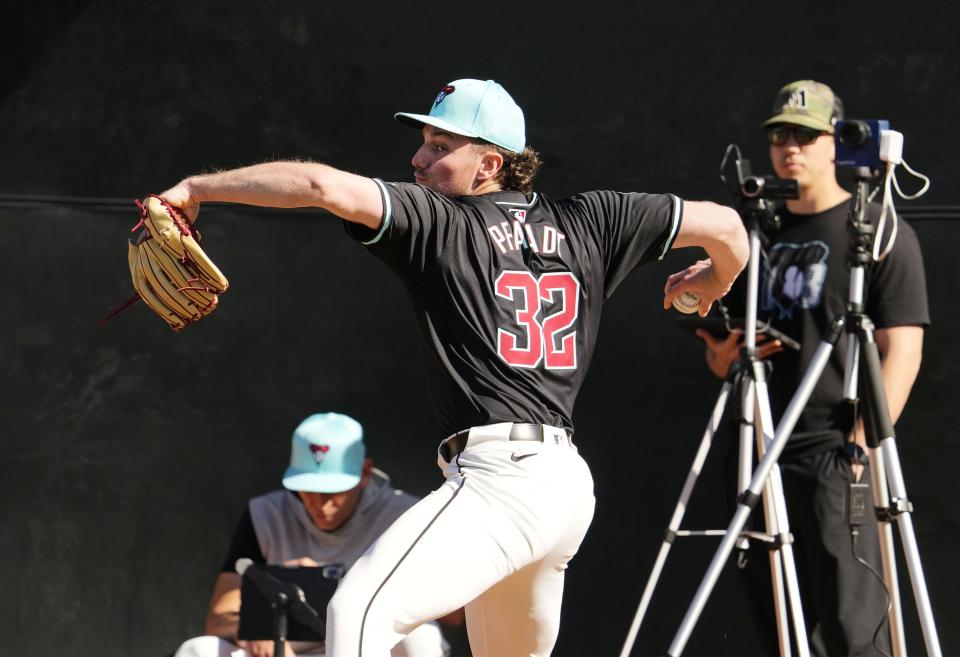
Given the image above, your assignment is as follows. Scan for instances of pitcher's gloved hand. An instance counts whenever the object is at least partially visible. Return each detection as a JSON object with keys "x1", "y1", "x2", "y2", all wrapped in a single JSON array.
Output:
[{"x1": 125, "y1": 195, "x2": 228, "y2": 331}]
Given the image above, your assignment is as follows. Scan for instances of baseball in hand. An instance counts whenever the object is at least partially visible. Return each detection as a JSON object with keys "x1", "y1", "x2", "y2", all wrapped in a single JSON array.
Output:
[{"x1": 672, "y1": 291, "x2": 701, "y2": 314}]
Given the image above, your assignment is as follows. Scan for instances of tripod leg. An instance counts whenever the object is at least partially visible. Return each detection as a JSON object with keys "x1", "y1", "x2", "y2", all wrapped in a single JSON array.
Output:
[
  {"x1": 860, "y1": 328, "x2": 942, "y2": 657},
  {"x1": 619, "y1": 381, "x2": 734, "y2": 657},
  {"x1": 856, "y1": 330, "x2": 906, "y2": 657},
  {"x1": 880, "y1": 442, "x2": 941, "y2": 657},
  {"x1": 754, "y1": 365, "x2": 809, "y2": 657},
  {"x1": 867, "y1": 446, "x2": 907, "y2": 657},
  {"x1": 737, "y1": 378, "x2": 756, "y2": 552},
  {"x1": 756, "y1": 449, "x2": 793, "y2": 657},
  {"x1": 667, "y1": 322, "x2": 843, "y2": 657}
]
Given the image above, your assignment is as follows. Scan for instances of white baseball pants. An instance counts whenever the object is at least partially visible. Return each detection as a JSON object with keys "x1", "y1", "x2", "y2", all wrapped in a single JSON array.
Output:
[{"x1": 326, "y1": 423, "x2": 596, "y2": 657}]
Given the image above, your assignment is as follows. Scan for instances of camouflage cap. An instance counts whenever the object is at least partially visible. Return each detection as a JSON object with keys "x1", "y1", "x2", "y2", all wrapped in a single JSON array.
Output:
[{"x1": 762, "y1": 80, "x2": 844, "y2": 132}]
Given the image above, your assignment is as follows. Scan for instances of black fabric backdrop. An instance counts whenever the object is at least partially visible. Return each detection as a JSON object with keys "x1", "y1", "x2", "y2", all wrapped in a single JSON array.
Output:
[{"x1": 1, "y1": 2, "x2": 958, "y2": 655}]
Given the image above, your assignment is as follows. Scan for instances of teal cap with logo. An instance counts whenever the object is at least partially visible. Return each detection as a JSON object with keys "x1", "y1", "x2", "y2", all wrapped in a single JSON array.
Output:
[
  {"x1": 282, "y1": 413, "x2": 365, "y2": 493},
  {"x1": 762, "y1": 80, "x2": 844, "y2": 132},
  {"x1": 395, "y1": 78, "x2": 526, "y2": 153}
]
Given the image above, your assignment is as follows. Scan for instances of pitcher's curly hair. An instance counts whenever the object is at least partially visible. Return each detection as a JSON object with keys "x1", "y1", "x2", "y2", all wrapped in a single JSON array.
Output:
[{"x1": 472, "y1": 140, "x2": 542, "y2": 194}]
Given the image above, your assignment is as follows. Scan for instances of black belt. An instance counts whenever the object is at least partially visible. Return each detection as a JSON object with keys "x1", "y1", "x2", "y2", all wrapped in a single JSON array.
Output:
[{"x1": 440, "y1": 423, "x2": 570, "y2": 461}]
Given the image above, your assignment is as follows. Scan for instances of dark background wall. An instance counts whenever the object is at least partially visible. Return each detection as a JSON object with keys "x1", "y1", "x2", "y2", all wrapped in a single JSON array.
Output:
[{"x1": 1, "y1": 1, "x2": 958, "y2": 655}]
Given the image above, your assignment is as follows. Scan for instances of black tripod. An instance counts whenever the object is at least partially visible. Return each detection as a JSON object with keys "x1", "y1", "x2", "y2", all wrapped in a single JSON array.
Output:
[{"x1": 659, "y1": 171, "x2": 943, "y2": 656}]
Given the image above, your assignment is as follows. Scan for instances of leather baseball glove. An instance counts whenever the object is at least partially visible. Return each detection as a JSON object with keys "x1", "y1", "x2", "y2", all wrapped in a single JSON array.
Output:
[{"x1": 116, "y1": 195, "x2": 228, "y2": 331}]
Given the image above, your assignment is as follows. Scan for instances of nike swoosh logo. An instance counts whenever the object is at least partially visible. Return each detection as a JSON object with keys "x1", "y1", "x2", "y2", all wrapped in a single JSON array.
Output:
[{"x1": 511, "y1": 452, "x2": 537, "y2": 462}]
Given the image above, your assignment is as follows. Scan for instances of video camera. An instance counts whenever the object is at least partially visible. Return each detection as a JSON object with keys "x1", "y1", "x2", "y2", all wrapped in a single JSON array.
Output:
[
  {"x1": 833, "y1": 119, "x2": 928, "y2": 262},
  {"x1": 719, "y1": 144, "x2": 798, "y2": 232},
  {"x1": 835, "y1": 119, "x2": 903, "y2": 172},
  {"x1": 720, "y1": 145, "x2": 799, "y2": 202}
]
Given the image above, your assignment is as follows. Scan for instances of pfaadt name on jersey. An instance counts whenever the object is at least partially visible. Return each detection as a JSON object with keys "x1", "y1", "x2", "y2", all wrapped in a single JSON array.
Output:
[{"x1": 487, "y1": 219, "x2": 567, "y2": 256}]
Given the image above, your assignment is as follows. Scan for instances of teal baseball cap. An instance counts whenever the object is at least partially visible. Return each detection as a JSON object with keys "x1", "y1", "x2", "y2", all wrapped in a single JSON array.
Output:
[
  {"x1": 282, "y1": 413, "x2": 365, "y2": 493},
  {"x1": 395, "y1": 78, "x2": 526, "y2": 153}
]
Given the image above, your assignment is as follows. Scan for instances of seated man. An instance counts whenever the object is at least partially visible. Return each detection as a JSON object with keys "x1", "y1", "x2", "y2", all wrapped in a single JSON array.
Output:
[{"x1": 174, "y1": 413, "x2": 456, "y2": 657}]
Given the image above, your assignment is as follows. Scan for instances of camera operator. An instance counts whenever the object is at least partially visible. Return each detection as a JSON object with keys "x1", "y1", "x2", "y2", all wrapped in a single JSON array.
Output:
[{"x1": 696, "y1": 80, "x2": 929, "y2": 656}]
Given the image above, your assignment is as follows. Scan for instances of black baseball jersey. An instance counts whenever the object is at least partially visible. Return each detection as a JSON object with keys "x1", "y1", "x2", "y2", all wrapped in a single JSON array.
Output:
[
  {"x1": 725, "y1": 199, "x2": 929, "y2": 458},
  {"x1": 346, "y1": 181, "x2": 682, "y2": 437}
]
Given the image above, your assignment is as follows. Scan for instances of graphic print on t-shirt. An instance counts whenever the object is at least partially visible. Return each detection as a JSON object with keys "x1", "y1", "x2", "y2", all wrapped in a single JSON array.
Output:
[{"x1": 761, "y1": 240, "x2": 830, "y2": 319}]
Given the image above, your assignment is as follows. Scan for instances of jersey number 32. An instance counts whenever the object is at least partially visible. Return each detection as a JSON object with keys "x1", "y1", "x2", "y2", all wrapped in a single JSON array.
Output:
[{"x1": 494, "y1": 270, "x2": 581, "y2": 370}]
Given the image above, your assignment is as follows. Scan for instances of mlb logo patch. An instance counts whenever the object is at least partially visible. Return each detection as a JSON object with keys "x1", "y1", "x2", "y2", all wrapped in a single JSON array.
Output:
[
  {"x1": 309, "y1": 444, "x2": 331, "y2": 463},
  {"x1": 509, "y1": 209, "x2": 527, "y2": 223}
]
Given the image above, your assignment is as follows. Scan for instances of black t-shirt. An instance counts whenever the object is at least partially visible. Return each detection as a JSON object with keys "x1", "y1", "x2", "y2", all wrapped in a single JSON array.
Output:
[
  {"x1": 347, "y1": 181, "x2": 682, "y2": 437},
  {"x1": 726, "y1": 199, "x2": 929, "y2": 458},
  {"x1": 220, "y1": 506, "x2": 266, "y2": 572}
]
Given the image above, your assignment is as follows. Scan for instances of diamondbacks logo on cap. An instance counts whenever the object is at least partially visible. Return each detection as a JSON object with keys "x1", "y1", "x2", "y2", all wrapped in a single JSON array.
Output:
[
  {"x1": 434, "y1": 85, "x2": 456, "y2": 108},
  {"x1": 509, "y1": 209, "x2": 527, "y2": 223},
  {"x1": 309, "y1": 444, "x2": 331, "y2": 463},
  {"x1": 784, "y1": 87, "x2": 808, "y2": 111}
]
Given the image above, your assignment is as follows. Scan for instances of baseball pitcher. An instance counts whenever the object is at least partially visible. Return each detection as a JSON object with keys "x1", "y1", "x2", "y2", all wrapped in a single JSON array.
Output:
[{"x1": 154, "y1": 79, "x2": 748, "y2": 657}]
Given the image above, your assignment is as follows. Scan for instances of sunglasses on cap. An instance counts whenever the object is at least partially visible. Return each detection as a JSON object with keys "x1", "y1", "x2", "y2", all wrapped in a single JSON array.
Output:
[{"x1": 765, "y1": 125, "x2": 828, "y2": 146}]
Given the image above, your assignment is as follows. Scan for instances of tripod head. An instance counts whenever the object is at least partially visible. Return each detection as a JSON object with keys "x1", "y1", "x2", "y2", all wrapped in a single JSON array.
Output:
[
  {"x1": 719, "y1": 144, "x2": 798, "y2": 234},
  {"x1": 845, "y1": 171, "x2": 882, "y2": 268},
  {"x1": 716, "y1": 144, "x2": 801, "y2": 354}
]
